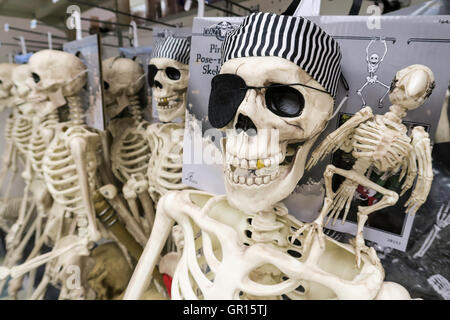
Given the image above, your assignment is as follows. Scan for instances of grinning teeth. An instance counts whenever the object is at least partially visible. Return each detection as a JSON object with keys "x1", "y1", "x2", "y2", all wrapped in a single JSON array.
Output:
[
  {"x1": 246, "y1": 177, "x2": 253, "y2": 186},
  {"x1": 239, "y1": 176, "x2": 245, "y2": 184},
  {"x1": 240, "y1": 158, "x2": 248, "y2": 169},
  {"x1": 255, "y1": 177, "x2": 262, "y2": 185},
  {"x1": 263, "y1": 176, "x2": 270, "y2": 184},
  {"x1": 249, "y1": 159, "x2": 257, "y2": 169}
]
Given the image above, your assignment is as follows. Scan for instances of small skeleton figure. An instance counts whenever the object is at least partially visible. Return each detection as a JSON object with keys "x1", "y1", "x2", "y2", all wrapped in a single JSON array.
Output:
[
  {"x1": 428, "y1": 274, "x2": 450, "y2": 300},
  {"x1": 103, "y1": 57, "x2": 155, "y2": 236},
  {"x1": 357, "y1": 39, "x2": 390, "y2": 108},
  {"x1": 304, "y1": 64, "x2": 435, "y2": 266},
  {"x1": 413, "y1": 201, "x2": 450, "y2": 259},
  {"x1": 146, "y1": 36, "x2": 191, "y2": 204},
  {"x1": 124, "y1": 13, "x2": 410, "y2": 300}
]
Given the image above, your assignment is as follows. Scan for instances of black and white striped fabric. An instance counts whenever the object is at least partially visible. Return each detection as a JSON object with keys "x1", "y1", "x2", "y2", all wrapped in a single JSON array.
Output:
[
  {"x1": 152, "y1": 36, "x2": 191, "y2": 65},
  {"x1": 221, "y1": 12, "x2": 342, "y2": 98}
]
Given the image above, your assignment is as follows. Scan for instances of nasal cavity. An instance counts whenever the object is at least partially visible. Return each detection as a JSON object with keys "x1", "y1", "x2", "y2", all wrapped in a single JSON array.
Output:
[
  {"x1": 235, "y1": 114, "x2": 257, "y2": 136},
  {"x1": 154, "y1": 80, "x2": 163, "y2": 89}
]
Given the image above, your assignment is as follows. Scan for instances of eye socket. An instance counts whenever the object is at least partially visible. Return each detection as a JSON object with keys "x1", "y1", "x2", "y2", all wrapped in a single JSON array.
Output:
[
  {"x1": 148, "y1": 64, "x2": 158, "y2": 87},
  {"x1": 165, "y1": 67, "x2": 181, "y2": 81},
  {"x1": 265, "y1": 84, "x2": 305, "y2": 118},
  {"x1": 103, "y1": 81, "x2": 110, "y2": 90},
  {"x1": 31, "y1": 72, "x2": 40, "y2": 84},
  {"x1": 0, "y1": 80, "x2": 2, "y2": 84}
]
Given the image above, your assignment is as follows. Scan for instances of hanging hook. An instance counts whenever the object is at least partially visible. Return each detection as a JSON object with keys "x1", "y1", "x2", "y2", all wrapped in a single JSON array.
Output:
[
  {"x1": 19, "y1": 36, "x2": 27, "y2": 55},
  {"x1": 47, "y1": 32, "x2": 53, "y2": 50},
  {"x1": 185, "y1": 0, "x2": 205, "y2": 17},
  {"x1": 129, "y1": 21, "x2": 139, "y2": 48}
]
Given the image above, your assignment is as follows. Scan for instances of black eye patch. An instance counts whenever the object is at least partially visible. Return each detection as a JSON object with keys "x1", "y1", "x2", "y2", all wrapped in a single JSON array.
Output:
[{"x1": 208, "y1": 74, "x2": 247, "y2": 128}]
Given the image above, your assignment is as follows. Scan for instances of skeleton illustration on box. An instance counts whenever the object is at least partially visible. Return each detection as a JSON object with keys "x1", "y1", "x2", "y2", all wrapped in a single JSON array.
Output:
[
  {"x1": 146, "y1": 36, "x2": 190, "y2": 204},
  {"x1": 304, "y1": 64, "x2": 435, "y2": 266},
  {"x1": 124, "y1": 13, "x2": 411, "y2": 300},
  {"x1": 357, "y1": 39, "x2": 391, "y2": 108},
  {"x1": 428, "y1": 274, "x2": 450, "y2": 300},
  {"x1": 413, "y1": 201, "x2": 450, "y2": 259},
  {"x1": 103, "y1": 57, "x2": 155, "y2": 239}
]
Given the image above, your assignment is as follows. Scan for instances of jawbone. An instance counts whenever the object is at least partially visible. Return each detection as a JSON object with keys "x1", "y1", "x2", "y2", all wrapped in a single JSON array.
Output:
[
  {"x1": 223, "y1": 137, "x2": 317, "y2": 214},
  {"x1": 155, "y1": 92, "x2": 186, "y2": 122}
]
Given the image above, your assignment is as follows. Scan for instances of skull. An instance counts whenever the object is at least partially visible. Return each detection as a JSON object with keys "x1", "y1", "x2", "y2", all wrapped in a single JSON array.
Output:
[
  {"x1": 149, "y1": 57, "x2": 189, "y2": 122},
  {"x1": 220, "y1": 57, "x2": 334, "y2": 213},
  {"x1": 369, "y1": 54, "x2": 379, "y2": 65},
  {"x1": 86, "y1": 242, "x2": 133, "y2": 300},
  {"x1": 389, "y1": 64, "x2": 435, "y2": 110},
  {"x1": 28, "y1": 50, "x2": 87, "y2": 115},
  {"x1": 11, "y1": 64, "x2": 34, "y2": 107},
  {"x1": 0, "y1": 63, "x2": 17, "y2": 111},
  {"x1": 102, "y1": 57, "x2": 145, "y2": 119}
]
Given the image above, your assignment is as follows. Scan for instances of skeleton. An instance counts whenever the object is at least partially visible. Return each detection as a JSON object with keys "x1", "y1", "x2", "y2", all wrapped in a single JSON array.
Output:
[
  {"x1": 146, "y1": 55, "x2": 190, "y2": 204},
  {"x1": 0, "y1": 63, "x2": 19, "y2": 214},
  {"x1": 124, "y1": 56, "x2": 410, "y2": 300},
  {"x1": 0, "y1": 50, "x2": 103, "y2": 298},
  {"x1": 303, "y1": 64, "x2": 435, "y2": 266},
  {"x1": 103, "y1": 57, "x2": 155, "y2": 235},
  {"x1": 427, "y1": 274, "x2": 450, "y2": 300},
  {"x1": 356, "y1": 40, "x2": 390, "y2": 108},
  {"x1": 0, "y1": 63, "x2": 16, "y2": 112},
  {"x1": 413, "y1": 201, "x2": 450, "y2": 259}
]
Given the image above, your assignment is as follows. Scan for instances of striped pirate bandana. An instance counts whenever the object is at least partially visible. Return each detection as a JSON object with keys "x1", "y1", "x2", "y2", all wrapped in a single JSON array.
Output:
[
  {"x1": 221, "y1": 12, "x2": 342, "y2": 98},
  {"x1": 151, "y1": 36, "x2": 191, "y2": 65}
]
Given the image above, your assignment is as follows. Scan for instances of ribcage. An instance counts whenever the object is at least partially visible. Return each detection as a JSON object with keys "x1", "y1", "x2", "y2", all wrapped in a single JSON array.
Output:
[
  {"x1": 147, "y1": 123, "x2": 187, "y2": 203},
  {"x1": 4, "y1": 112, "x2": 15, "y2": 142},
  {"x1": 352, "y1": 117, "x2": 411, "y2": 172},
  {"x1": 29, "y1": 113, "x2": 59, "y2": 177},
  {"x1": 111, "y1": 126, "x2": 151, "y2": 183},
  {"x1": 12, "y1": 113, "x2": 32, "y2": 157},
  {"x1": 170, "y1": 195, "x2": 309, "y2": 300},
  {"x1": 42, "y1": 127, "x2": 97, "y2": 214}
]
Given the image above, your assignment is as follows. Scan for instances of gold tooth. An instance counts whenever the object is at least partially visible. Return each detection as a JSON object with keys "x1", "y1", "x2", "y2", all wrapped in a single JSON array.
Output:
[{"x1": 256, "y1": 159, "x2": 265, "y2": 169}]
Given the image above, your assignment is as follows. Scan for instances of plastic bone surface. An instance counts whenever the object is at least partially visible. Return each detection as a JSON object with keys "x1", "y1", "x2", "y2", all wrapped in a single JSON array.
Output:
[
  {"x1": 220, "y1": 57, "x2": 335, "y2": 214},
  {"x1": 150, "y1": 57, "x2": 189, "y2": 122},
  {"x1": 304, "y1": 64, "x2": 435, "y2": 266},
  {"x1": 146, "y1": 122, "x2": 187, "y2": 204},
  {"x1": 125, "y1": 190, "x2": 408, "y2": 300},
  {"x1": 0, "y1": 63, "x2": 17, "y2": 111},
  {"x1": 37, "y1": 50, "x2": 101, "y2": 244},
  {"x1": 103, "y1": 57, "x2": 155, "y2": 234}
]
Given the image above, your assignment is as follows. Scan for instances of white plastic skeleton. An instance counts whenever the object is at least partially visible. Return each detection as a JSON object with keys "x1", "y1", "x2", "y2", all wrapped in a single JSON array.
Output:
[
  {"x1": 428, "y1": 274, "x2": 450, "y2": 300},
  {"x1": 103, "y1": 57, "x2": 155, "y2": 236},
  {"x1": 1, "y1": 59, "x2": 66, "y2": 297},
  {"x1": 124, "y1": 57, "x2": 411, "y2": 300},
  {"x1": 146, "y1": 57, "x2": 190, "y2": 204},
  {"x1": 304, "y1": 64, "x2": 435, "y2": 267},
  {"x1": 413, "y1": 201, "x2": 450, "y2": 259},
  {"x1": 0, "y1": 50, "x2": 102, "y2": 297},
  {"x1": 357, "y1": 40, "x2": 390, "y2": 108},
  {"x1": 0, "y1": 63, "x2": 20, "y2": 212},
  {"x1": 0, "y1": 63, "x2": 16, "y2": 112}
]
